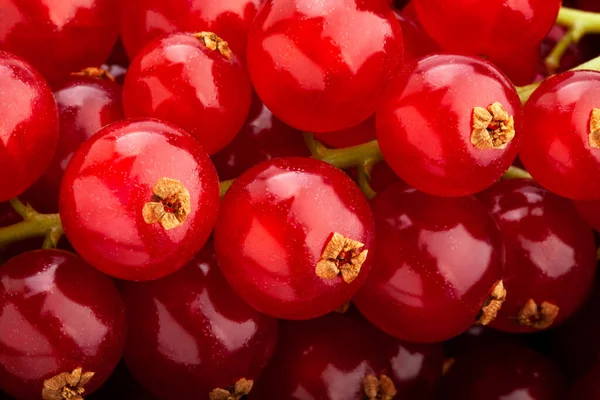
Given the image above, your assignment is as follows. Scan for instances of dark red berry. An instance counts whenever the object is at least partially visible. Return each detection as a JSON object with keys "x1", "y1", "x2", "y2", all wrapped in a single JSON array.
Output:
[
  {"x1": 122, "y1": 243, "x2": 278, "y2": 400},
  {"x1": 123, "y1": 32, "x2": 252, "y2": 155},
  {"x1": 377, "y1": 55, "x2": 522, "y2": 196},
  {"x1": 314, "y1": 116, "x2": 376, "y2": 149},
  {"x1": 0, "y1": 0, "x2": 119, "y2": 82},
  {"x1": 354, "y1": 182, "x2": 505, "y2": 343},
  {"x1": 573, "y1": 199, "x2": 600, "y2": 231},
  {"x1": 59, "y1": 119, "x2": 220, "y2": 281},
  {"x1": 0, "y1": 51, "x2": 59, "y2": 202},
  {"x1": 520, "y1": 70, "x2": 600, "y2": 200},
  {"x1": 214, "y1": 157, "x2": 375, "y2": 320},
  {"x1": 247, "y1": 0, "x2": 404, "y2": 132},
  {"x1": 394, "y1": 4, "x2": 439, "y2": 63},
  {"x1": 569, "y1": 363, "x2": 600, "y2": 399},
  {"x1": 23, "y1": 75, "x2": 123, "y2": 213},
  {"x1": 0, "y1": 250, "x2": 126, "y2": 400}
]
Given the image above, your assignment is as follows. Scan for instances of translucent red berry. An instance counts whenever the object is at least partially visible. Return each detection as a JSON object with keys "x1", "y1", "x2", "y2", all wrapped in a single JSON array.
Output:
[
  {"x1": 214, "y1": 157, "x2": 375, "y2": 320},
  {"x1": 247, "y1": 0, "x2": 404, "y2": 132},
  {"x1": 59, "y1": 119, "x2": 220, "y2": 281}
]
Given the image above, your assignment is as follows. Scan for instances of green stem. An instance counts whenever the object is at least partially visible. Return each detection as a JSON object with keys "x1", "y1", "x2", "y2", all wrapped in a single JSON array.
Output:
[
  {"x1": 356, "y1": 161, "x2": 378, "y2": 200},
  {"x1": 502, "y1": 166, "x2": 532, "y2": 180},
  {"x1": 556, "y1": 7, "x2": 600, "y2": 38},
  {"x1": 316, "y1": 140, "x2": 384, "y2": 170},
  {"x1": 0, "y1": 212, "x2": 62, "y2": 248},
  {"x1": 220, "y1": 179, "x2": 235, "y2": 198}
]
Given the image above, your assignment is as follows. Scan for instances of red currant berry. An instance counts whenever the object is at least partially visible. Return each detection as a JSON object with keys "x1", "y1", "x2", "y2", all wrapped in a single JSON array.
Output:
[
  {"x1": 0, "y1": 250, "x2": 126, "y2": 400},
  {"x1": 247, "y1": 0, "x2": 404, "y2": 132},
  {"x1": 0, "y1": 0, "x2": 119, "y2": 82},
  {"x1": 369, "y1": 162, "x2": 402, "y2": 193},
  {"x1": 22, "y1": 74, "x2": 123, "y2": 213},
  {"x1": 413, "y1": 0, "x2": 560, "y2": 61},
  {"x1": 377, "y1": 54, "x2": 522, "y2": 196},
  {"x1": 119, "y1": 0, "x2": 262, "y2": 60},
  {"x1": 59, "y1": 119, "x2": 220, "y2": 281},
  {"x1": 478, "y1": 179, "x2": 596, "y2": 332},
  {"x1": 569, "y1": 364, "x2": 600, "y2": 399},
  {"x1": 521, "y1": 70, "x2": 600, "y2": 200},
  {"x1": 573, "y1": 199, "x2": 600, "y2": 231},
  {"x1": 122, "y1": 242, "x2": 278, "y2": 400},
  {"x1": 123, "y1": 32, "x2": 252, "y2": 155},
  {"x1": 214, "y1": 157, "x2": 375, "y2": 320},
  {"x1": 314, "y1": 116, "x2": 376, "y2": 149},
  {"x1": 354, "y1": 182, "x2": 505, "y2": 343},
  {"x1": 211, "y1": 95, "x2": 310, "y2": 180},
  {"x1": 250, "y1": 314, "x2": 390, "y2": 400},
  {"x1": 440, "y1": 340, "x2": 566, "y2": 400},
  {"x1": 490, "y1": 44, "x2": 540, "y2": 86},
  {"x1": 395, "y1": 4, "x2": 439, "y2": 63},
  {"x1": 0, "y1": 51, "x2": 59, "y2": 202}
]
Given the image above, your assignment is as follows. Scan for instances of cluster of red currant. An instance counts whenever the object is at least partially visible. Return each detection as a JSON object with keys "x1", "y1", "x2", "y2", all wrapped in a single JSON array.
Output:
[{"x1": 2, "y1": 0, "x2": 600, "y2": 399}]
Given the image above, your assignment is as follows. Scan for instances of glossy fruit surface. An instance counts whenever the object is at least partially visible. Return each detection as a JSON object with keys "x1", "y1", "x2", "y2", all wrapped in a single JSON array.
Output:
[
  {"x1": 23, "y1": 75, "x2": 123, "y2": 213},
  {"x1": 119, "y1": 0, "x2": 262, "y2": 60},
  {"x1": 123, "y1": 32, "x2": 252, "y2": 155},
  {"x1": 250, "y1": 314, "x2": 388, "y2": 400},
  {"x1": 440, "y1": 340, "x2": 566, "y2": 400},
  {"x1": 0, "y1": 51, "x2": 59, "y2": 202},
  {"x1": 211, "y1": 95, "x2": 309, "y2": 180},
  {"x1": 478, "y1": 180, "x2": 596, "y2": 332},
  {"x1": 395, "y1": 4, "x2": 438, "y2": 63},
  {"x1": 59, "y1": 119, "x2": 220, "y2": 281},
  {"x1": 413, "y1": 0, "x2": 560, "y2": 61},
  {"x1": 0, "y1": 0, "x2": 119, "y2": 82},
  {"x1": 354, "y1": 183, "x2": 505, "y2": 343},
  {"x1": 521, "y1": 70, "x2": 600, "y2": 200},
  {"x1": 0, "y1": 250, "x2": 126, "y2": 400},
  {"x1": 377, "y1": 55, "x2": 522, "y2": 197},
  {"x1": 247, "y1": 0, "x2": 404, "y2": 132},
  {"x1": 314, "y1": 116, "x2": 376, "y2": 149},
  {"x1": 122, "y1": 243, "x2": 278, "y2": 400},
  {"x1": 573, "y1": 199, "x2": 600, "y2": 231},
  {"x1": 215, "y1": 157, "x2": 375, "y2": 320}
]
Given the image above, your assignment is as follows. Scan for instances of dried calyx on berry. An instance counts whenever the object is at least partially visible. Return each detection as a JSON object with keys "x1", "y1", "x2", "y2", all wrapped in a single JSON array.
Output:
[
  {"x1": 42, "y1": 368, "x2": 94, "y2": 400},
  {"x1": 476, "y1": 280, "x2": 506, "y2": 325},
  {"x1": 363, "y1": 374, "x2": 397, "y2": 400},
  {"x1": 316, "y1": 232, "x2": 368, "y2": 283},
  {"x1": 588, "y1": 108, "x2": 600, "y2": 148},
  {"x1": 517, "y1": 299, "x2": 559, "y2": 330},
  {"x1": 142, "y1": 177, "x2": 191, "y2": 230},
  {"x1": 194, "y1": 32, "x2": 232, "y2": 60},
  {"x1": 71, "y1": 67, "x2": 115, "y2": 82},
  {"x1": 209, "y1": 378, "x2": 253, "y2": 400},
  {"x1": 471, "y1": 102, "x2": 515, "y2": 149}
]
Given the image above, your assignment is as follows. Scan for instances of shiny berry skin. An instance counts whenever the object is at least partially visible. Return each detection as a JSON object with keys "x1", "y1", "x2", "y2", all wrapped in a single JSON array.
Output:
[
  {"x1": 413, "y1": 0, "x2": 560, "y2": 61},
  {"x1": 377, "y1": 54, "x2": 522, "y2": 197},
  {"x1": 247, "y1": 0, "x2": 404, "y2": 133},
  {"x1": 123, "y1": 32, "x2": 252, "y2": 155},
  {"x1": 214, "y1": 157, "x2": 375, "y2": 320},
  {"x1": 354, "y1": 183, "x2": 505, "y2": 343},
  {"x1": 122, "y1": 242, "x2": 278, "y2": 400},
  {"x1": 211, "y1": 95, "x2": 310, "y2": 180},
  {"x1": 23, "y1": 75, "x2": 124, "y2": 213},
  {"x1": 440, "y1": 340, "x2": 566, "y2": 400},
  {"x1": 0, "y1": 250, "x2": 126, "y2": 400},
  {"x1": 573, "y1": 199, "x2": 600, "y2": 232},
  {"x1": 478, "y1": 180, "x2": 596, "y2": 332},
  {"x1": 119, "y1": 0, "x2": 262, "y2": 60},
  {"x1": 314, "y1": 116, "x2": 376, "y2": 149},
  {"x1": 250, "y1": 314, "x2": 388, "y2": 400},
  {"x1": 0, "y1": 51, "x2": 59, "y2": 202},
  {"x1": 395, "y1": 4, "x2": 439, "y2": 63},
  {"x1": 521, "y1": 71, "x2": 600, "y2": 200},
  {"x1": 59, "y1": 119, "x2": 220, "y2": 281},
  {"x1": 0, "y1": 0, "x2": 119, "y2": 82}
]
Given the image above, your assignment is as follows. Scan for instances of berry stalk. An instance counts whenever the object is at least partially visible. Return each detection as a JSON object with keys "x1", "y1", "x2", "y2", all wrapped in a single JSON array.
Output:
[{"x1": 0, "y1": 199, "x2": 62, "y2": 248}]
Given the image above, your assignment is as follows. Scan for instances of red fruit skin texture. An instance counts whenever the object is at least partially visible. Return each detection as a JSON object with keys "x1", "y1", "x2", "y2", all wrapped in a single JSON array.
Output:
[
  {"x1": 0, "y1": 0, "x2": 118, "y2": 83},
  {"x1": 249, "y1": 314, "x2": 386, "y2": 400},
  {"x1": 413, "y1": 0, "x2": 560, "y2": 61},
  {"x1": 123, "y1": 33, "x2": 252, "y2": 155},
  {"x1": 478, "y1": 179, "x2": 596, "y2": 332},
  {"x1": 569, "y1": 364, "x2": 600, "y2": 399},
  {"x1": 573, "y1": 199, "x2": 600, "y2": 232},
  {"x1": 395, "y1": 4, "x2": 439, "y2": 64},
  {"x1": 376, "y1": 54, "x2": 522, "y2": 197},
  {"x1": 119, "y1": 0, "x2": 262, "y2": 60},
  {"x1": 247, "y1": 0, "x2": 404, "y2": 133},
  {"x1": 214, "y1": 157, "x2": 375, "y2": 320},
  {"x1": 354, "y1": 183, "x2": 505, "y2": 343},
  {"x1": 59, "y1": 119, "x2": 220, "y2": 281},
  {"x1": 22, "y1": 76, "x2": 124, "y2": 214},
  {"x1": 211, "y1": 95, "x2": 310, "y2": 180},
  {"x1": 521, "y1": 71, "x2": 600, "y2": 200},
  {"x1": 122, "y1": 243, "x2": 278, "y2": 400},
  {"x1": 0, "y1": 250, "x2": 126, "y2": 400},
  {"x1": 440, "y1": 341, "x2": 566, "y2": 400},
  {"x1": 0, "y1": 51, "x2": 59, "y2": 202},
  {"x1": 314, "y1": 116, "x2": 377, "y2": 149}
]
